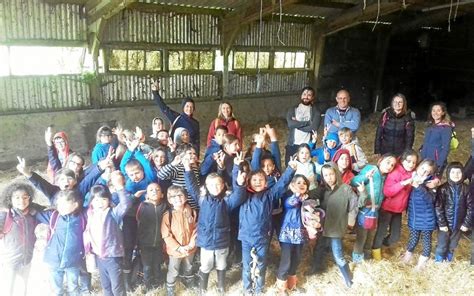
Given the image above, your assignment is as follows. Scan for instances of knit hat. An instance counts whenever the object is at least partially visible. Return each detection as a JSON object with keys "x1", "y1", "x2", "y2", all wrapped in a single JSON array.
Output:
[
  {"x1": 173, "y1": 127, "x2": 188, "y2": 144},
  {"x1": 325, "y1": 132, "x2": 340, "y2": 147},
  {"x1": 181, "y1": 97, "x2": 195, "y2": 112}
]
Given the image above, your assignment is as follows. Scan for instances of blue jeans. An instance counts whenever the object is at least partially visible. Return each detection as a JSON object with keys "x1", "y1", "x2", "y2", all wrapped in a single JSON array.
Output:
[
  {"x1": 50, "y1": 267, "x2": 80, "y2": 296},
  {"x1": 312, "y1": 237, "x2": 346, "y2": 270},
  {"x1": 97, "y1": 257, "x2": 125, "y2": 296},
  {"x1": 241, "y1": 240, "x2": 268, "y2": 294}
]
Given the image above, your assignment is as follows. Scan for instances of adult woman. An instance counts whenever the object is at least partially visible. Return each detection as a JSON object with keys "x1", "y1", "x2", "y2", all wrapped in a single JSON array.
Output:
[
  {"x1": 374, "y1": 93, "x2": 415, "y2": 156},
  {"x1": 152, "y1": 81, "x2": 200, "y2": 154},
  {"x1": 420, "y1": 101, "x2": 454, "y2": 175},
  {"x1": 206, "y1": 102, "x2": 242, "y2": 147}
]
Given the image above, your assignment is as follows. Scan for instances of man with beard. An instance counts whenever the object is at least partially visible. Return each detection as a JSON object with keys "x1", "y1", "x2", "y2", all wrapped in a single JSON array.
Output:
[
  {"x1": 285, "y1": 86, "x2": 322, "y2": 165},
  {"x1": 324, "y1": 89, "x2": 361, "y2": 136}
]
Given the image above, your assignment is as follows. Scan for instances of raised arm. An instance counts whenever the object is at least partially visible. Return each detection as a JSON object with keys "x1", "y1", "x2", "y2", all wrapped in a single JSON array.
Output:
[
  {"x1": 110, "y1": 171, "x2": 133, "y2": 219},
  {"x1": 152, "y1": 81, "x2": 179, "y2": 123},
  {"x1": 270, "y1": 164, "x2": 296, "y2": 199}
]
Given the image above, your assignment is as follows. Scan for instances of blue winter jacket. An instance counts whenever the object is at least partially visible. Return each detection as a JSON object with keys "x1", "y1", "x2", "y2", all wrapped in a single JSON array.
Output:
[
  {"x1": 91, "y1": 143, "x2": 111, "y2": 164},
  {"x1": 120, "y1": 149, "x2": 157, "y2": 195},
  {"x1": 407, "y1": 185, "x2": 437, "y2": 231},
  {"x1": 420, "y1": 123, "x2": 452, "y2": 170},
  {"x1": 238, "y1": 167, "x2": 295, "y2": 245},
  {"x1": 36, "y1": 210, "x2": 87, "y2": 269},
  {"x1": 310, "y1": 132, "x2": 340, "y2": 165},
  {"x1": 153, "y1": 90, "x2": 200, "y2": 154},
  {"x1": 185, "y1": 165, "x2": 246, "y2": 250}
]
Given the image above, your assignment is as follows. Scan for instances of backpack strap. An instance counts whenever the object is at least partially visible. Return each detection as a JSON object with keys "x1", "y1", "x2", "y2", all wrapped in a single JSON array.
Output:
[{"x1": 47, "y1": 210, "x2": 60, "y2": 241}]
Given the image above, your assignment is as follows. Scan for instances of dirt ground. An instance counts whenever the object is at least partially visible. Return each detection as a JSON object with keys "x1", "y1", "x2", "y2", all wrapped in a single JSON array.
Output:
[{"x1": 1, "y1": 114, "x2": 473, "y2": 295}]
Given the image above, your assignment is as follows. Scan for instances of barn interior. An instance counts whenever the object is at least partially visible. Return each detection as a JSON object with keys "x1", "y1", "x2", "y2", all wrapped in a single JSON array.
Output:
[
  {"x1": 1, "y1": 0, "x2": 474, "y2": 167},
  {"x1": 0, "y1": 1, "x2": 473, "y2": 295}
]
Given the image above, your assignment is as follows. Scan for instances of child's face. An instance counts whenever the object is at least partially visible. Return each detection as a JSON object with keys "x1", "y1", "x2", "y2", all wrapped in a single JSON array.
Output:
[
  {"x1": 322, "y1": 168, "x2": 337, "y2": 187},
  {"x1": 449, "y1": 168, "x2": 463, "y2": 183},
  {"x1": 261, "y1": 159, "x2": 275, "y2": 176},
  {"x1": 297, "y1": 148, "x2": 311, "y2": 163},
  {"x1": 431, "y1": 105, "x2": 445, "y2": 122},
  {"x1": 225, "y1": 140, "x2": 240, "y2": 155},
  {"x1": 126, "y1": 165, "x2": 144, "y2": 183},
  {"x1": 338, "y1": 132, "x2": 351, "y2": 145},
  {"x1": 214, "y1": 129, "x2": 226, "y2": 145},
  {"x1": 168, "y1": 191, "x2": 186, "y2": 208},
  {"x1": 153, "y1": 119, "x2": 163, "y2": 132},
  {"x1": 11, "y1": 190, "x2": 31, "y2": 211},
  {"x1": 157, "y1": 131, "x2": 169, "y2": 145},
  {"x1": 56, "y1": 174, "x2": 77, "y2": 190},
  {"x1": 291, "y1": 177, "x2": 308, "y2": 195},
  {"x1": 99, "y1": 133, "x2": 112, "y2": 144},
  {"x1": 185, "y1": 148, "x2": 198, "y2": 164},
  {"x1": 57, "y1": 198, "x2": 78, "y2": 216},
  {"x1": 416, "y1": 163, "x2": 433, "y2": 178},
  {"x1": 180, "y1": 130, "x2": 190, "y2": 143},
  {"x1": 67, "y1": 156, "x2": 84, "y2": 177},
  {"x1": 146, "y1": 183, "x2": 163, "y2": 203},
  {"x1": 206, "y1": 177, "x2": 225, "y2": 196},
  {"x1": 54, "y1": 137, "x2": 66, "y2": 151},
  {"x1": 337, "y1": 154, "x2": 350, "y2": 171},
  {"x1": 326, "y1": 140, "x2": 337, "y2": 149},
  {"x1": 379, "y1": 157, "x2": 397, "y2": 174},
  {"x1": 92, "y1": 196, "x2": 110, "y2": 210},
  {"x1": 250, "y1": 173, "x2": 267, "y2": 192},
  {"x1": 402, "y1": 155, "x2": 417, "y2": 172},
  {"x1": 153, "y1": 151, "x2": 167, "y2": 167}
]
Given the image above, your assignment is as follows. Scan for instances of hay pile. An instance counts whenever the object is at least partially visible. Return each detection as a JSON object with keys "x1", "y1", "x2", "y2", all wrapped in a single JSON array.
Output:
[{"x1": 0, "y1": 114, "x2": 473, "y2": 295}]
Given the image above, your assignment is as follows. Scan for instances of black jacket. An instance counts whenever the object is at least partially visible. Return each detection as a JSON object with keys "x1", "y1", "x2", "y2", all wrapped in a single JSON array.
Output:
[
  {"x1": 435, "y1": 182, "x2": 472, "y2": 230},
  {"x1": 137, "y1": 201, "x2": 168, "y2": 247},
  {"x1": 374, "y1": 107, "x2": 415, "y2": 155}
]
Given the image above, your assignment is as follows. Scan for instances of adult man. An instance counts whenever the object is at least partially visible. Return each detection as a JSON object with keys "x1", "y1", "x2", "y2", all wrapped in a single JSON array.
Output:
[
  {"x1": 285, "y1": 86, "x2": 322, "y2": 165},
  {"x1": 324, "y1": 89, "x2": 361, "y2": 136}
]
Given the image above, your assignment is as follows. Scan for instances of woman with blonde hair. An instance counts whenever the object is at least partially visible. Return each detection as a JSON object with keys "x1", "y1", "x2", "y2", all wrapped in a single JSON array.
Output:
[{"x1": 206, "y1": 102, "x2": 242, "y2": 147}]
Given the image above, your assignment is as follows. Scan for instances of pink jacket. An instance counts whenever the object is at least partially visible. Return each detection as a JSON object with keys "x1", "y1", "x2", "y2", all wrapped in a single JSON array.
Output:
[{"x1": 381, "y1": 163, "x2": 413, "y2": 213}]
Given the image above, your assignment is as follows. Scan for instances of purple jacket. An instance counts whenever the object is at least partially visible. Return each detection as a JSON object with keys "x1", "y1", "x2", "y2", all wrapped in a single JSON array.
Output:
[{"x1": 83, "y1": 189, "x2": 132, "y2": 258}]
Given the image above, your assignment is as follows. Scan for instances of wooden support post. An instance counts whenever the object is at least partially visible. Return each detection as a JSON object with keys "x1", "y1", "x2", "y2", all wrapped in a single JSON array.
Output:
[
  {"x1": 309, "y1": 23, "x2": 327, "y2": 89},
  {"x1": 88, "y1": 18, "x2": 106, "y2": 109},
  {"x1": 372, "y1": 28, "x2": 392, "y2": 112},
  {"x1": 222, "y1": 51, "x2": 229, "y2": 98}
]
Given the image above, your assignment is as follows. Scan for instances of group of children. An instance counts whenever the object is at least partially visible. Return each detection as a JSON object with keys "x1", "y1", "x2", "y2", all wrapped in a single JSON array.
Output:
[{"x1": 0, "y1": 108, "x2": 473, "y2": 296}]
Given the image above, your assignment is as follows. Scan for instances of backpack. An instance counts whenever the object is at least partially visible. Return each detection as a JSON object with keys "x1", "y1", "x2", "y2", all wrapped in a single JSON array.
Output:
[
  {"x1": 450, "y1": 129, "x2": 459, "y2": 151},
  {"x1": 47, "y1": 211, "x2": 86, "y2": 242}
]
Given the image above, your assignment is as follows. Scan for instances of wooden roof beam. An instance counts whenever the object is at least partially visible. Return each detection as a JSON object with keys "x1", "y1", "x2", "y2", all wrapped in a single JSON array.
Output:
[
  {"x1": 295, "y1": 0, "x2": 356, "y2": 9},
  {"x1": 86, "y1": 0, "x2": 137, "y2": 24},
  {"x1": 127, "y1": 2, "x2": 229, "y2": 16},
  {"x1": 324, "y1": 0, "x2": 426, "y2": 35}
]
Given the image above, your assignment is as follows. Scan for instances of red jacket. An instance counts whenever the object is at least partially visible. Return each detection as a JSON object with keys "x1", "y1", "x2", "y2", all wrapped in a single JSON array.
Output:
[
  {"x1": 206, "y1": 118, "x2": 242, "y2": 147},
  {"x1": 382, "y1": 163, "x2": 413, "y2": 213}
]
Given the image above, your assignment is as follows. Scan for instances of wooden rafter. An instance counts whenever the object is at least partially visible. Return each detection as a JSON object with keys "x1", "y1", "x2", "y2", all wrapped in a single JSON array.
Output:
[
  {"x1": 295, "y1": 0, "x2": 356, "y2": 9},
  {"x1": 127, "y1": 2, "x2": 229, "y2": 16},
  {"x1": 86, "y1": 0, "x2": 137, "y2": 24},
  {"x1": 324, "y1": 0, "x2": 426, "y2": 35}
]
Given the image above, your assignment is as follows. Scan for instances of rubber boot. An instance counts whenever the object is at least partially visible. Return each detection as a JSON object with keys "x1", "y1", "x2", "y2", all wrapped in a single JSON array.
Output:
[
  {"x1": 166, "y1": 282, "x2": 175, "y2": 296},
  {"x1": 198, "y1": 270, "x2": 209, "y2": 296},
  {"x1": 434, "y1": 254, "x2": 445, "y2": 263},
  {"x1": 372, "y1": 248, "x2": 382, "y2": 261},
  {"x1": 287, "y1": 275, "x2": 306, "y2": 293},
  {"x1": 276, "y1": 279, "x2": 288, "y2": 296},
  {"x1": 182, "y1": 274, "x2": 196, "y2": 289},
  {"x1": 143, "y1": 265, "x2": 153, "y2": 292},
  {"x1": 216, "y1": 269, "x2": 226, "y2": 296},
  {"x1": 446, "y1": 252, "x2": 454, "y2": 262},
  {"x1": 338, "y1": 264, "x2": 353, "y2": 288},
  {"x1": 123, "y1": 271, "x2": 132, "y2": 292},
  {"x1": 415, "y1": 255, "x2": 429, "y2": 270},
  {"x1": 352, "y1": 252, "x2": 364, "y2": 264},
  {"x1": 401, "y1": 250, "x2": 413, "y2": 264}
]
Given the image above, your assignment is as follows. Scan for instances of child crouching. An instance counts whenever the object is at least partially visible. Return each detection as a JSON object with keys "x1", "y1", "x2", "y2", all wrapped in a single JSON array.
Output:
[{"x1": 161, "y1": 185, "x2": 198, "y2": 296}]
